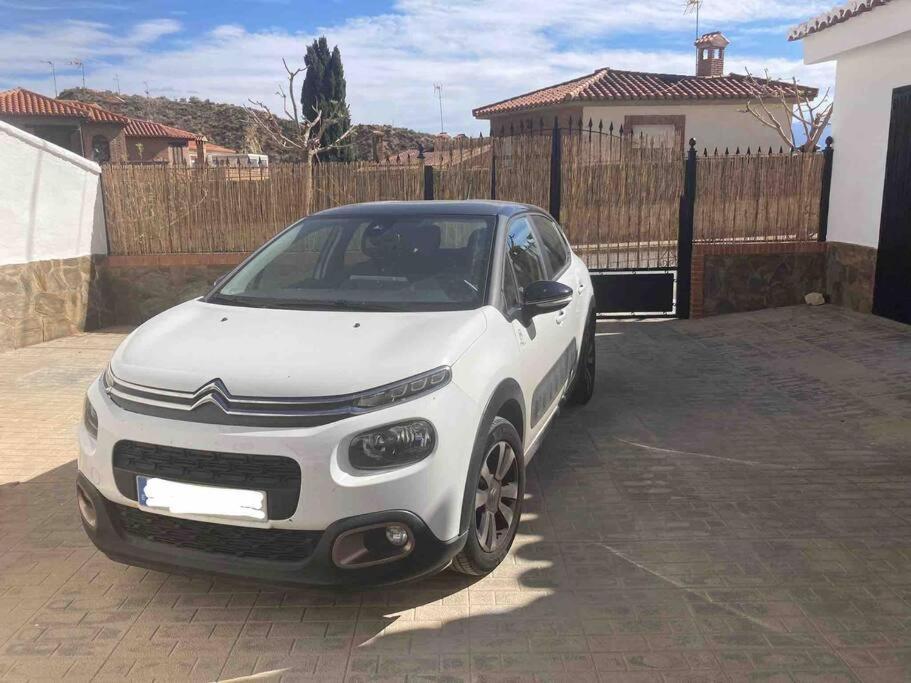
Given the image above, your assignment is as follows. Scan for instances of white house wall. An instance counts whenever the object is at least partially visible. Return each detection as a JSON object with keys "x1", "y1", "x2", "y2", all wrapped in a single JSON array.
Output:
[
  {"x1": 818, "y1": 27, "x2": 911, "y2": 247},
  {"x1": 0, "y1": 120, "x2": 108, "y2": 350},
  {"x1": 581, "y1": 102, "x2": 790, "y2": 153},
  {"x1": 0, "y1": 120, "x2": 107, "y2": 266}
]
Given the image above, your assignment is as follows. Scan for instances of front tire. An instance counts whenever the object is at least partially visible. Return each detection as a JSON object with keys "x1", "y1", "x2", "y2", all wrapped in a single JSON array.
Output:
[{"x1": 451, "y1": 417, "x2": 525, "y2": 576}]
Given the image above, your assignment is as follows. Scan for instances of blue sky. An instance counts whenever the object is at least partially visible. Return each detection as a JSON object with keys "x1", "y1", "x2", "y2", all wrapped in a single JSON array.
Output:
[{"x1": 0, "y1": 0, "x2": 834, "y2": 134}]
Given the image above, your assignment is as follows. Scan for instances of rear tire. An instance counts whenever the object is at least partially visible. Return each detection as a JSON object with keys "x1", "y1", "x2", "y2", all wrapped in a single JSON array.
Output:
[
  {"x1": 451, "y1": 417, "x2": 525, "y2": 576},
  {"x1": 567, "y1": 309, "x2": 596, "y2": 405}
]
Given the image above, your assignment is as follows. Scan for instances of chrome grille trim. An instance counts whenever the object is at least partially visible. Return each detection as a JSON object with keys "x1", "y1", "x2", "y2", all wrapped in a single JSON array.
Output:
[{"x1": 104, "y1": 367, "x2": 451, "y2": 425}]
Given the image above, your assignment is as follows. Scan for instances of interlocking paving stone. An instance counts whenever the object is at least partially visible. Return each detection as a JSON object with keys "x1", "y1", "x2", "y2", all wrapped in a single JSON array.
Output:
[{"x1": 1, "y1": 306, "x2": 910, "y2": 681}]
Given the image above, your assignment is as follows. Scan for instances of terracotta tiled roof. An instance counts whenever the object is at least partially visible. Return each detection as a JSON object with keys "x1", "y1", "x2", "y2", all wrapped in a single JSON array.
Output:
[
  {"x1": 473, "y1": 69, "x2": 818, "y2": 118},
  {"x1": 195, "y1": 143, "x2": 237, "y2": 155},
  {"x1": 695, "y1": 31, "x2": 731, "y2": 47},
  {"x1": 61, "y1": 100, "x2": 132, "y2": 124},
  {"x1": 0, "y1": 88, "x2": 92, "y2": 119},
  {"x1": 124, "y1": 118, "x2": 203, "y2": 141},
  {"x1": 789, "y1": 0, "x2": 892, "y2": 40}
]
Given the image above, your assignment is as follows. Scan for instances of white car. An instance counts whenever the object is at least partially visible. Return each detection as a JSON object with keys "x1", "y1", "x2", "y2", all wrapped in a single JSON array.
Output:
[{"x1": 77, "y1": 201, "x2": 596, "y2": 585}]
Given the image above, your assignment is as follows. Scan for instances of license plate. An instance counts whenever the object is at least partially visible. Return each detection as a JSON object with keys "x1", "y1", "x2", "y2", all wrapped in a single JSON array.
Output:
[{"x1": 137, "y1": 476, "x2": 267, "y2": 522}]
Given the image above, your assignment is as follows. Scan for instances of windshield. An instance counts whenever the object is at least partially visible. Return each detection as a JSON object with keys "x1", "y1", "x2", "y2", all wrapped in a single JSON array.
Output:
[{"x1": 209, "y1": 213, "x2": 496, "y2": 312}]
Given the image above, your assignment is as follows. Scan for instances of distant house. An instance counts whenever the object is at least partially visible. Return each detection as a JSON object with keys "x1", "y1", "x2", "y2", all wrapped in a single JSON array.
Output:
[
  {"x1": 188, "y1": 143, "x2": 269, "y2": 168},
  {"x1": 0, "y1": 88, "x2": 205, "y2": 165},
  {"x1": 790, "y1": 0, "x2": 911, "y2": 323},
  {"x1": 473, "y1": 33, "x2": 819, "y2": 153},
  {"x1": 0, "y1": 88, "x2": 131, "y2": 162}
]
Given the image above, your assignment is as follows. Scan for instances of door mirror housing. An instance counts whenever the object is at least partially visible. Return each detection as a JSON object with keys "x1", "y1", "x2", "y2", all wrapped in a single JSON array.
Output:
[{"x1": 522, "y1": 280, "x2": 573, "y2": 318}]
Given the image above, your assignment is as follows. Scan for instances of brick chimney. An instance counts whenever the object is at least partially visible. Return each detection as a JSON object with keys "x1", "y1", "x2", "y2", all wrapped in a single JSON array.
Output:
[{"x1": 695, "y1": 32, "x2": 730, "y2": 77}]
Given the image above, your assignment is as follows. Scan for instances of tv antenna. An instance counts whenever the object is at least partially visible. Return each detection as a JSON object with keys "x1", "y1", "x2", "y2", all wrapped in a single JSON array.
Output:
[
  {"x1": 43, "y1": 61, "x2": 57, "y2": 96},
  {"x1": 68, "y1": 59, "x2": 86, "y2": 89},
  {"x1": 433, "y1": 83, "x2": 444, "y2": 133},
  {"x1": 114, "y1": 74, "x2": 121, "y2": 94},
  {"x1": 684, "y1": 0, "x2": 703, "y2": 38}
]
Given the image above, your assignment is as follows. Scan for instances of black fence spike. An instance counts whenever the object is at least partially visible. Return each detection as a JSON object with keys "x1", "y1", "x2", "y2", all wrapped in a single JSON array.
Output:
[
  {"x1": 703, "y1": 148, "x2": 708, "y2": 157},
  {"x1": 746, "y1": 147, "x2": 751, "y2": 156},
  {"x1": 618, "y1": 124, "x2": 624, "y2": 136},
  {"x1": 713, "y1": 147, "x2": 718, "y2": 155},
  {"x1": 735, "y1": 146, "x2": 741, "y2": 155},
  {"x1": 608, "y1": 121, "x2": 613, "y2": 134},
  {"x1": 779, "y1": 145, "x2": 784, "y2": 154},
  {"x1": 768, "y1": 146, "x2": 773, "y2": 155},
  {"x1": 588, "y1": 117, "x2": 593, "y2": 130},
  {"x1": 598, "y1": 119, "x2": 604, "y2": 133},
  {"x1": 725, "y1": 147, "x2": 729, "y2": 156}
]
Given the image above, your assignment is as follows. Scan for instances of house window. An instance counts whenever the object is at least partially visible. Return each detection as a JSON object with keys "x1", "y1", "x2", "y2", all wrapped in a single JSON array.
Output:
[{"x1": 91, "y1": 135, "x2": 111, "y2": 163}]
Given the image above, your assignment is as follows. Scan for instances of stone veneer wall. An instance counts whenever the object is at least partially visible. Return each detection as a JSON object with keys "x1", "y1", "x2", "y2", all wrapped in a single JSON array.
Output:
[
  {"x1": 691, "y1": 242, "x2": 826, "y2": 318},
  {"x1": 0, "y1": 257, "x2": 94, "y2": 351},
  {"x1": 90, "y1": 253, "x2": 247, "y2": 328},
  {"x1": 825, "y1": 241, "x2": 878, "y2": 314}
]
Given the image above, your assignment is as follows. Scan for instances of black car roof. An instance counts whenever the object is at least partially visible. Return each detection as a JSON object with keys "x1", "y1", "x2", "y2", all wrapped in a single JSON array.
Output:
[{"x1": 311, "y1": 200, "x2": 545, "y2": 219}]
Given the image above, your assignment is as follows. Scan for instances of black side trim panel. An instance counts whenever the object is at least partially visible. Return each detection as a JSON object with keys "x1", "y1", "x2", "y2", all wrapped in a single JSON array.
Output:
[{"x1": 531, "y1": 341, "x2": 577, "y2": 427}]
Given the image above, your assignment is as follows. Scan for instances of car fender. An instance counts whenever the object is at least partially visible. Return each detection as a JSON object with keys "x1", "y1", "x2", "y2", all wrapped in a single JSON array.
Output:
[{"x1": 458, "y1": 377, "x2": 525, "y2": 536}]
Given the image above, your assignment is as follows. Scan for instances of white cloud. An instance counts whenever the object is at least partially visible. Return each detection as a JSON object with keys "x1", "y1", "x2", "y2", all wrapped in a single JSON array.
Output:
[
  {"x1": 0, "y1": 1, "x2": 833, "y2": 134},
  {"x1": 0, "y1": 18, "x2": 181, "y2": 78}
]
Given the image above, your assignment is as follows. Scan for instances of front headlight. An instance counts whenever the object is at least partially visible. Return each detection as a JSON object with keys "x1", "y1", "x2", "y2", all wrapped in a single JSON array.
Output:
[
  {"x1": 101, "y1": 364, "x2": 114, "y2": 393},
  {"x1": 349, "y1": 420, "x2": 436, "y2": 470},
  {"x1": 83, "y1": 395, "x2": 99, "y2": 439},
  {"x1": 353, "y1": 367, "x2": 451, "y2": 410}
]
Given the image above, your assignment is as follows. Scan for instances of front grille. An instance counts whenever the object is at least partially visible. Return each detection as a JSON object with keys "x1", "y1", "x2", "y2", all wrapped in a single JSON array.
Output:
[
  {"x1": 112, "y1": 441, "x2": 301, "y2": 520},
  {"x1": 107, "y1": 374, "x2": 360, "y2": 428},
  {"x1": 114, "y1": 504, "x2": 321, "y2": 562}
]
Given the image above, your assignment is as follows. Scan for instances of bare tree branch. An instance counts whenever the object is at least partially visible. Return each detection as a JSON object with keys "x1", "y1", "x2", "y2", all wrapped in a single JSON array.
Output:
[
  {"x1": 740, "y1": 68, "x2": 833, "y2": 152},
  {"x1": 245, "y1": 58, "x2": 352, "y2": 165}
]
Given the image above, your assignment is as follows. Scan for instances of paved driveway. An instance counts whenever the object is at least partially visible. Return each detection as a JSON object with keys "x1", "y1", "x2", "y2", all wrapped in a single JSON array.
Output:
[{"x1": 1, "y1": 306, "x2": 911, "y2": 682}]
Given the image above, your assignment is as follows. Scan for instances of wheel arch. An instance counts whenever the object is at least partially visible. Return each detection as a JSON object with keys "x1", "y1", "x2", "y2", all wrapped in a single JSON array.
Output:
[{"x1": 459, "y1": 378, "x2": 525, "y2": 535}]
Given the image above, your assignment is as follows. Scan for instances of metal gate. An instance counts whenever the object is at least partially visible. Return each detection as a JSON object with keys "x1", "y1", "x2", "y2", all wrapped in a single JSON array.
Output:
[{"x1": 554, "y1": 123, "x2": 695, "y2": 317}]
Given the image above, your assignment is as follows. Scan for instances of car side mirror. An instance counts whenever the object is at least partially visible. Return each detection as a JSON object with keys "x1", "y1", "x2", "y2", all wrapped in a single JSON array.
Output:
[{"x1": 522, "y1": 280, "x2": 573, "y2": 318}]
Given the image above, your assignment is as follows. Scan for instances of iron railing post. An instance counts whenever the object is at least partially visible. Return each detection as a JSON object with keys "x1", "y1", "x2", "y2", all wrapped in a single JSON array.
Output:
[
  {"x1": 818, "y1": 136, "x2": 834, "y2": 241},
  {"x1": 549, "y1": 117, "x2": 561, "y2": 220},
  {"x1": 676, "y1": 138, "x2": 698, "y2": 319},
  {"x1": 423, "y1": 164, "x2": 434, "y2": 200},
  {"x1": 490, "y1": 146, "x2": 497, "y2": 200}
]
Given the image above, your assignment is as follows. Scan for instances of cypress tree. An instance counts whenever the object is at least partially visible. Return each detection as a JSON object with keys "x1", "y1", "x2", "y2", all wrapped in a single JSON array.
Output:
[{"x1": 301, "y1": 37, "x2": 353, "y2": 161}]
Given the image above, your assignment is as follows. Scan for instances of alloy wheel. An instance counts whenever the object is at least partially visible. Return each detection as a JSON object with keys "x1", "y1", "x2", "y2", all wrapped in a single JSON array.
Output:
[{"x1": 474, "y1": 441, "x2": 520, "y2": 552}]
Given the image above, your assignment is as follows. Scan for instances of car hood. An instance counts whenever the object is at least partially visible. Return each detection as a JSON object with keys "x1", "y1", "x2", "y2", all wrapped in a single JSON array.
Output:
[{"x1": 111, "y1": 299, "x2": 488, "y2": 397}]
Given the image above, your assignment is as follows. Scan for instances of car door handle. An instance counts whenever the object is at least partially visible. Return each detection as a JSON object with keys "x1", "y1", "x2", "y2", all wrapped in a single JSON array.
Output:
[
  {"x1": 577, "y1": 282, "x2": 585, "y2": 294},
  {"x1": 555, "y1": 310, "x2": 567, "y2": 325}
]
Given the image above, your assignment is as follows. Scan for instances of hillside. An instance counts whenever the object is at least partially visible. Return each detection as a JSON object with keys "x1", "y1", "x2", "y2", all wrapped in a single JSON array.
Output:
[{"x1": 59, "y1": 88, "x2": 438, "y2": 161}]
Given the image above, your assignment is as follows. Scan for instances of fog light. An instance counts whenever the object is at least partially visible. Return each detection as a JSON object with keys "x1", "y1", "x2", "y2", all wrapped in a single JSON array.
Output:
[
  {"x1": 76, "y1": 482, "x2": 97, "y2": 529},
  {"x1": 332, "y1": 522, "x2": 414, "y2": 568},
  {"x1": 385, "y1": 524, "x2": 409, "y2": 547}
]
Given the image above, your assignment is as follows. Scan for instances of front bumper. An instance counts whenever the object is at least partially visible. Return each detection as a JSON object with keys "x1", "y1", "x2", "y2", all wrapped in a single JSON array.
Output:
[{"x1": 78, "y1": 474, "x2": 466, "y2": 586}]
